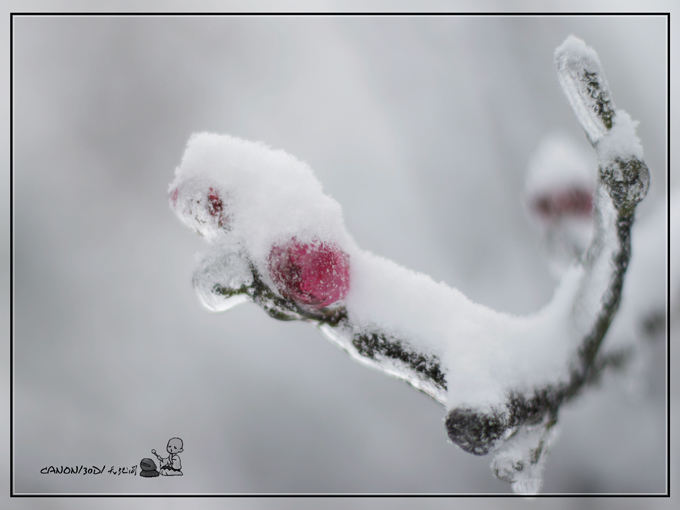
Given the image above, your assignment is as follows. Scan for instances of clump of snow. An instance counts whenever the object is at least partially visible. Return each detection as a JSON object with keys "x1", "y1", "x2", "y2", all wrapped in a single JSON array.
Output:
[
  {"x1": 596, "y1": 109, "x2": 644, "y2": 163},
  {"x1": 345, "y1": 247, "x2": 580, "y2": 411},
  {"x1": 555, "y1": 35, "x2": 601, "y2": 69},
  {"x1": 169, "y1": 133, "x2": 353, "y2": 278}
]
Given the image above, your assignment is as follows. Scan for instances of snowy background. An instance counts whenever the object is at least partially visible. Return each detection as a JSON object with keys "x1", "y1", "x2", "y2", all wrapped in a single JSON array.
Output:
[{"x1": 8, "y1": 9, "x2": 673, "y2": 507}]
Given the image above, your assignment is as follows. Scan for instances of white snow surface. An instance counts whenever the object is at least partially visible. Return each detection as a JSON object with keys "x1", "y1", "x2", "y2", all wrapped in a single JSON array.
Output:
[
  {"x1": 596, "y1": 109, "x2": 644, "y2": 164},
  {"x1": 170, "y1": 133, "x2": 352, "y2": 268},
  {"x1": 172, "y1": 133, "x2": 584, "y2": 411}
]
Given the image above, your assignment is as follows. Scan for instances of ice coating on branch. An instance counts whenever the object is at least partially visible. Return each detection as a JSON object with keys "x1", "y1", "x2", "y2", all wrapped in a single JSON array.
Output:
[
  {"x1": 492, "y1": 418, "x2": 559, "y2": 495},
  {"x1": 555, "y1": 36, "x2": 644, "y2": 161},
  {"x1": 192, "y1": 239, "x2": 253, "y2": 312},
  {"x1": 555, "y1": 35, "x2": 614, "y2": 146}
]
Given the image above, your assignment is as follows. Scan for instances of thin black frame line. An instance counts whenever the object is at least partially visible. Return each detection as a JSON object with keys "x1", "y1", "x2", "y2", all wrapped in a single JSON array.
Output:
[
  {"x1": 9, "y1": 9, "x2": 15, "y2": 500},
  {"x1": 9, "y1": 492, "x2": 672, "y2": 498},
  {"x1": 8, "y1": 11, "x2": 671, "y2": 498},
  {"x1": 7, "y1": 12, "x2": 672, "y2": 17},
  {"x1": 664, "y1": 10, "x2": 672, "y2": 499}
]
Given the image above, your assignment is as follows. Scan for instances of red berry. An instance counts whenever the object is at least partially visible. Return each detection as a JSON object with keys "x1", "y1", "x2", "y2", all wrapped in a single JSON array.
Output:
[
  {"x1": 532, "y1": 187, "x2": 593, "y2": 220},
  {"x1": 207, "y1": 187, "x2": 223, "y2": 215},
  {"x1": 268, "y1": 239, "x2": 350, "y2": 309},
  {"x1": 206, "y1": 187, "x2": 229, "y2": 228}
]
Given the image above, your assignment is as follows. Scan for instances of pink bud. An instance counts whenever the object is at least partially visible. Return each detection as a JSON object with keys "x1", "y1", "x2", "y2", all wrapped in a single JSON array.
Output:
[
  {"x1": 207, "y1": 187, "x2": 228, "y2": 228},
  {"x1": 170, "y1": 182, "x2": 230, "y2": 236},
  {"x1": 268, "y1": 239, "x2": 350, "y2": 309},
  {"x1": 532, "y1": 187, "x2": 593, "y2": 220},
  {"x1": 169, "y1": 187, "x2": 179, "y2": 208}
]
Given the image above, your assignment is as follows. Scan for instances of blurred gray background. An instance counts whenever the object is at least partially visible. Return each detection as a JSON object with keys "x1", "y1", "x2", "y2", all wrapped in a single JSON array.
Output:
[{"x1": 8, "y1": 9, "x2": 673, "y2": 506}]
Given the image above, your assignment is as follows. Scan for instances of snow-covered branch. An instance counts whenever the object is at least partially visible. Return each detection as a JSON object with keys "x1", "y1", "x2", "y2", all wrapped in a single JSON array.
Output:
[{"x1": 168, "y1": 36, "x2": 650, "y2": 493}]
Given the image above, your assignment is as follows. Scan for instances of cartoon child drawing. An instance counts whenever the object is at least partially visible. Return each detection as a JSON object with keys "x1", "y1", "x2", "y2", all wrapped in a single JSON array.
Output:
[{"x1": 151, "y1": 437, "x2": 183, "y2": 476}]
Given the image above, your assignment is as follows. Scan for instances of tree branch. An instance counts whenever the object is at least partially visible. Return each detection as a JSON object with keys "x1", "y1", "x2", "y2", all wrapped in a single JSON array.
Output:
[{"x1": 170, "y1": 35, "x2": 649, "y2": 494}]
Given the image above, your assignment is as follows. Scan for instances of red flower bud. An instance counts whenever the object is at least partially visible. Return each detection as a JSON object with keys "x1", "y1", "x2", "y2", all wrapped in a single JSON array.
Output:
[
  {"x1": 169, "y1": 183, "x2": 230, "y2": 235},
  {"x1": 532, "y1": 187, "x2": 593, "y2": 220},
  {"x1": 268, "y1": 239, "x2": 350, "y2": 309},
  {"x1": 207, "y1": 187, "x2": 228, "y2": 228},
  {"x1": 169, "y1": 187, "x2": 179, "y2": 208}
]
